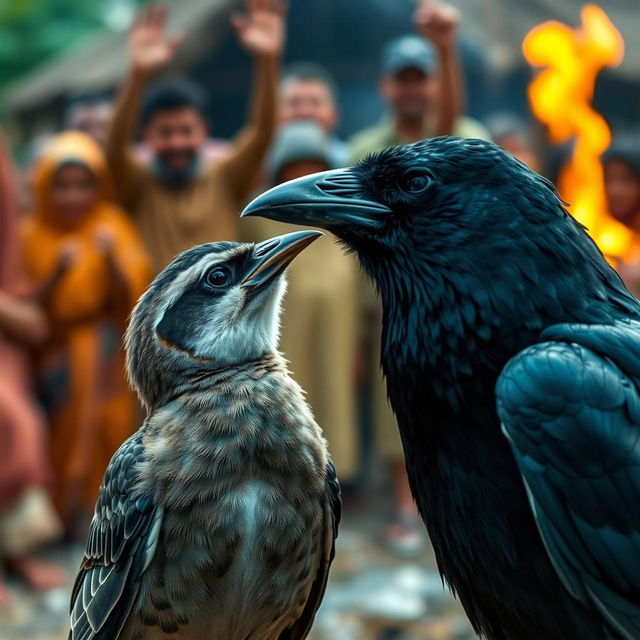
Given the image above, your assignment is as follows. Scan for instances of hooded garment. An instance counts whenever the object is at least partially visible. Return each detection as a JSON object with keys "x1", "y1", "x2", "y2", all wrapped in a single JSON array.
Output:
[
  {"x1": 22, "y1": 132, "x2": 150, "y2": 527},
  {"x1": 0, "y1": 132, "x2": 61, "y2": 554}
]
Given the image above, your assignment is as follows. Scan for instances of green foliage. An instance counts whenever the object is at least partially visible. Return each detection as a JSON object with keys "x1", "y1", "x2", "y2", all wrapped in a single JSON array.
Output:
[{"x1": 0, "y1": 0, "x2": 143, "y2": 95}]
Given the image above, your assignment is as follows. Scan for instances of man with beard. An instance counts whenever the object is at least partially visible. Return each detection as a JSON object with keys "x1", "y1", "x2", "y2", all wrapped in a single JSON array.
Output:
[{"x1": 106, "y1": 1, "x2": 284, "y2": 274}]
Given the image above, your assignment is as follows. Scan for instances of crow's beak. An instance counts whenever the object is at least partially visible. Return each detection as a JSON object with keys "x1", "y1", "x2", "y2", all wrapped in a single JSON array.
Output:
[
  {"x1": 241, "y1": 230, "x2": 323, "y2": 290},
  {"x1": 241, "y1": 168, "x2": 390, "y2": 230}
]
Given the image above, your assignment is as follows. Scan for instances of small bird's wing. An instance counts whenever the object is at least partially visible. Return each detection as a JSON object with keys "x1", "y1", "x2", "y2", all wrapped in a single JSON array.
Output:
[
  {"x1": 69, "y1": 429, "x2": 163, "y2": 640},
  {"x1": 496, "y1": 321, "x2": 640, "y2": 640},
  {"x1": 280, "y1": 460, "x2": 341, "y2": 640}
]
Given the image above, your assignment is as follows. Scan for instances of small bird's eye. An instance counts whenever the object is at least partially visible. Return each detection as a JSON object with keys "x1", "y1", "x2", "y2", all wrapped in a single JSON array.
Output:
[
  {"x1": 403, "y1": 172, "x2": 432, "y2": 194},
  {"x1": 205, "y1": 266, "x2": 231, "y2": 289}
]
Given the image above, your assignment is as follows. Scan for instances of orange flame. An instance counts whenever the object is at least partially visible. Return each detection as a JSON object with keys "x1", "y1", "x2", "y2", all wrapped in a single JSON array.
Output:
[{"x1": 523, "y1": 5, "x2": 635, "y2": 262}]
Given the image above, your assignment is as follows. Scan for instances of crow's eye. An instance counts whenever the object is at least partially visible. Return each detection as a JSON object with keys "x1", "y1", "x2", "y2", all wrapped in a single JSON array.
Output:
[
  {"x1": 205, "y1": 266, "x2": 231, "y2": 289},
  {"x1": 402, "y1": 172, "x2": 432, "y2": 194}
]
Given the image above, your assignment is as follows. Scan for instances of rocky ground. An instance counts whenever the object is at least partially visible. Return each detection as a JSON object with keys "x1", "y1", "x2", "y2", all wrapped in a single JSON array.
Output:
[{"x1": 1, "y1": 492, "x2": 477, "y2": 640}]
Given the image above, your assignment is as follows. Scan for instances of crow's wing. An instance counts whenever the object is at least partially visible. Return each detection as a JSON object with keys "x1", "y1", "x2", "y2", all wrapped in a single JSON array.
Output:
[
  {"x1": 280, "y1": 460, "x2": 341, "y2": 640},
  {"x1": 69, "y1": 429, "x2": 163, "y2": 640},
  {"x1": 496, "y1": 321, "x2": 640, "y2": 640}
]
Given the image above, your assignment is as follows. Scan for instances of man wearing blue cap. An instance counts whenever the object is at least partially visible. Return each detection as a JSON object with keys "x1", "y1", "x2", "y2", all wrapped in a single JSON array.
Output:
[
  {"x1": 349, "y1": 0, "x2": 489, "y2": 554},
  {"x1": 349, "y1": 1, "x2": 489, "y2": 163}
]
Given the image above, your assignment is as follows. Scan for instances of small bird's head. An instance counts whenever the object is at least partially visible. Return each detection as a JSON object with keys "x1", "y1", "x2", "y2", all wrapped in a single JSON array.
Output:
[{"x1": 126, "y1": 230, "x2": 321, "y2": 409}]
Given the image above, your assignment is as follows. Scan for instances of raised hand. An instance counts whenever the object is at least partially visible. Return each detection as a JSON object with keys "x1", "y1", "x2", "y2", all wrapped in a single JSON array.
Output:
[
  {"x1": 414, "y1": 0, "x2": 460, "y2": 51},
  {"x1": 231, "y1": 0, "x2": 286, "y2": 59},
  {"x1": 129, "y1": 4, "x2": 181, "y2": 76}
]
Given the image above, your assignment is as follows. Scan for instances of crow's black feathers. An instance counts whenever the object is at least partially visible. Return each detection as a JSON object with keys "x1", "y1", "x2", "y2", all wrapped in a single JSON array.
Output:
[
  {"x1": 245, "y1": 137, "x2": 640, "y2": 639},
  {"x1": 346, "y1": 138, "x2": 640, "y2": 639}
]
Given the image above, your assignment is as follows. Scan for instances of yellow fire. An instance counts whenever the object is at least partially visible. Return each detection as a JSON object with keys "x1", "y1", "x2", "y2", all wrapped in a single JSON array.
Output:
[{"x1": 523, "y1": 5, "x2": 635, "y2": 262}]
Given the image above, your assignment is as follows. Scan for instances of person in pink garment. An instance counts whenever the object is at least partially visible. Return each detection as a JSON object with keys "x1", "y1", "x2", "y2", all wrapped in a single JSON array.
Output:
[{"x1": 0, "y1": 131, "x2": 62, "y2": 607}]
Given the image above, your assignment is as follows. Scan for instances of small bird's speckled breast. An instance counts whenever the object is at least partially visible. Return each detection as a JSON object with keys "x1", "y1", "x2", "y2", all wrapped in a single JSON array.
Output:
[{"x1": 122, "y1": 361, "x2": 328, "y2": 639}]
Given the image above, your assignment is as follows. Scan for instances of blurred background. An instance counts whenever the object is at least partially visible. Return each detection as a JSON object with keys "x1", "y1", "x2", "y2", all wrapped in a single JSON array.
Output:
[
  {"x1": 3, "y1": 0, "x2": 640, "y2": 140},
  {"x1": 1, "y1": 0, "x2": 640, "y2": 638}
]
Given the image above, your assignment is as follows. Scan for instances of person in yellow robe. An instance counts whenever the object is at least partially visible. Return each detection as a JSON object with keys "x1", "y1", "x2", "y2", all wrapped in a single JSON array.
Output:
[{"x1": 22, "y1": 132, "x2": 150, "y2": 535}]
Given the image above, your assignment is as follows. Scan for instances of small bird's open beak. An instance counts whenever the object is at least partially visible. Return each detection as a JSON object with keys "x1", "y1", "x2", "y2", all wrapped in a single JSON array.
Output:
[
  {"x1": 241, "y1": 230, "x2": 323, "y2": 290},
  {"x1": 241, "y1": 168, "x2": 390, "y2": 230}
]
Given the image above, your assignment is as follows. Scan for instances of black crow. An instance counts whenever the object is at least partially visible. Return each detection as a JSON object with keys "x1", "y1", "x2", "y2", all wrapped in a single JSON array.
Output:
[{"x1": 242, "y1": 137, "x2": 640, "y2": 640}]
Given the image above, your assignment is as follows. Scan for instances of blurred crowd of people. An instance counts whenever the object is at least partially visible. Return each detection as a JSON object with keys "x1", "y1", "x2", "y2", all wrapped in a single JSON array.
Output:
[{"x1": 2, "y1": 0, "x2": 640, "y2": 610}]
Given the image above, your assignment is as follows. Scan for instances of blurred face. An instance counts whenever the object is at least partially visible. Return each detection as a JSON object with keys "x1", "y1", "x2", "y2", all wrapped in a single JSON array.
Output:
[
  {"x1": 497, "y1": 133, "x2": 539, "y2": 172},
  {"x1": 50, "y1": 164, "x2": 98, "y2": 224},
  {"x1": 67, "y1": 103, "x2": 113, "y2": 145},
  {"x1": 280, "y1": 80, "x2": 337, "y2": 134},
  {"x1": 143, "y1": 107, "x2": 207, "y2": 182},
  {"x1": 279, "y1": 160, "x2": 330, "y2": 184},
  {"x1": 604, "y1": 159, "x2": 640, "y2": 226},
  {"x1": 380, "y1": 67, "x2": 437, "y2": 123}
]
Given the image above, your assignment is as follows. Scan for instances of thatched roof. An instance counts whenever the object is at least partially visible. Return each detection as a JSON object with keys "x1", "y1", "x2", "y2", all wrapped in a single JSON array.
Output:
[
  {"x1": 6, "y1": 0, "x2": 238, "y2": 113},
  {"x1": 6, "y1": 0, "x2": 639, "y2": 117}
]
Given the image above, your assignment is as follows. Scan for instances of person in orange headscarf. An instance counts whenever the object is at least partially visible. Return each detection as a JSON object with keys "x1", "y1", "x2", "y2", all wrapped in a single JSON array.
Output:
[
  {"x1": 0, "y1": 130, "x2": 63, "y2": 605},
  {"x1": 22, "y1": 131, "x2": 150, "y2": 535}
]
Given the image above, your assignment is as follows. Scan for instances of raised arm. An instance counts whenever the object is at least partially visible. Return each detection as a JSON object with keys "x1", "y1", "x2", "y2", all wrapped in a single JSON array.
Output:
[
  {"x1": 106, "y1": 4, "x2": 181, "y2": 208},
  {"x1": 218, "y1": 0, "x2": 285, "y2": 203},
  {"x1": 415, "y1": 0, "x2": 462, "y2": 137}
]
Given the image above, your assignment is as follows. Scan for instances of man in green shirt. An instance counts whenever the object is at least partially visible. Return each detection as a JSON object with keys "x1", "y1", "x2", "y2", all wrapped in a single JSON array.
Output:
[
  {"x1": 350, "y1": 1, "x2": 489, "y2": 554},
  {"x1": 349, "y1": 1, "x2": 489, "y2": 164}
]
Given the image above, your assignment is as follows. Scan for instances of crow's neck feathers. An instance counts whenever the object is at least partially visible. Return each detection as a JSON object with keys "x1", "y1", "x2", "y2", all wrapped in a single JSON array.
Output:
[{"x1": 370, "y1": 209, "x2": 640, "y2": 422}]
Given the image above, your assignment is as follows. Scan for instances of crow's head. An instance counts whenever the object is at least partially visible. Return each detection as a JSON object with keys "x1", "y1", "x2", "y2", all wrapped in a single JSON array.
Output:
[
  {"x1": 126, "y1": 231, "x2": 321, "y2": 409},
  {"x1": 243, "y1": 137, "x2": 585, "y2": 289},
  {"x1": 243, "y1": 137, "x2": 632, "y2": 402}
]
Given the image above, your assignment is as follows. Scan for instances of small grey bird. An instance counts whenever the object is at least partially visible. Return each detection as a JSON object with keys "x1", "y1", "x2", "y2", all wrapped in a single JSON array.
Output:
[{"x1": 69, "y1": 230, "x2": 341, "y2": 640}]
